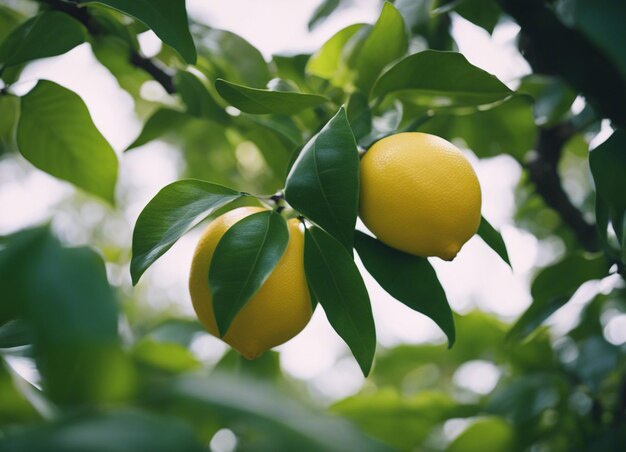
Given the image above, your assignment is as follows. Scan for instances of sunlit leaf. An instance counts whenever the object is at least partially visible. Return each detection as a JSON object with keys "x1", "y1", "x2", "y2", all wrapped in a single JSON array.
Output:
[
  {"x1": 447, "y1": 417, "x2": 515, "y2": 452},
  {"x1": 17, "y1": 80, "x2": 118, "y2": 203}
]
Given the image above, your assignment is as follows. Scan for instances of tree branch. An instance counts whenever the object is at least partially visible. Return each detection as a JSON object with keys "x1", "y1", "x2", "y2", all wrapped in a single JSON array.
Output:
[{"x1": 39, "y1": 0, "x2": 176, "y2": 94}]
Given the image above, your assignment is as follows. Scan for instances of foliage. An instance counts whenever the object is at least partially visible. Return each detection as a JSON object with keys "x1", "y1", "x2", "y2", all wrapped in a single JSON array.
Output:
[{"x1": 0, "y1": 0, "x2": 625, "y2": 450}]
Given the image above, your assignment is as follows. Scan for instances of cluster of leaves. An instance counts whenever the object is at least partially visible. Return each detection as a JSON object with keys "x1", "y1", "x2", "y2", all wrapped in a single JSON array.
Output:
[{"x1": 1, "y1": 0, "x2": 626, "y2": 450}]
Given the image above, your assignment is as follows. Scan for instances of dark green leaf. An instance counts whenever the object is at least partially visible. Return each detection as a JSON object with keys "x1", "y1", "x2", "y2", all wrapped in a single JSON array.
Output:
[
  {"x1": 419, "y1": 95, "x2": 536, "y2": 160},
  {"x1": 17, "y1": 80, "x2": 118, "y2": 203},
  {"x1": 304, "y1": 227, "x2": 376, "y2": 376},
  {"x1": 131, "y1": 179, "x2": 243, "y2": 285},
  {"x1": 0, "y1": 410, "x2": 205, "y2": 452},
  {"x1": 306, "y1": 24, "x2": 365, "y2": 86},
  {"x1": 0, "y1": 11, "x2": 86, "y2": 70},
  {"x1": 453, "y1": 0, "x2": 501, "y2": 34},
  {"x1": 285, "y1": 108, "x2": 359, "y2": 250},
  {"x1": 372, "y1": 50, "x2": 512, "y2": 106},
  {"x1": 477, "y1": 216, "x2": 511, "y2": 267},
  {"x1": 170, "y1": 374, "x2": 390, "y2": 451},
  {"x1": 447, "y1": 417, "x2": 515, "y2": 452},
  {"x1": 354, "y1": 231, "x2": 455, "y2": 346},
  {"x1": 215, "y1": 79, "x2": 329, "y2": 115},
  {"x1": 174, "y1": 71, "x2": 228, "y2": 122},
  {"x1": 394, "y1": 0, "x2": 433, "y2": 30},
  {"x1": 590, "y1": 129, "x2": 626, "y2": 248},
  {"x1": 308, "y1": 0, "x2": 341, "y2": 30},
  {"x1": 126, "y1": 108, "x2": 191, "y2": 151},
  {"x1": 79, "y1": 0, "x2": 197, "y2": 64},
  {"x1": 0, "y1": 5, "x2": 23, "y2": 44},
  {"x1": 210, "y1": 211, "x2": 289, "y2": 336},
  {"x1": 193, "y1": 26, "x2": 271, "y2": 88},
  {"x1": 355, "y1": 2, "x2": 408, "y2": 93},
  {"x1": 0, "y1": 94, "x2": 18, "y2": 154},
  {"x1": 0, "y1": 319, "x2": 32, "y2": 349},
  {"x1": 507, "y1": 254, "x2": 610, "y2": 341},
  {"x1": 573, "y1": 336, "x2": 619, "y2": 392},
  {"x1": 517, "y1": 74, "x2": 577, "y2": 127},
  {"x1": 347, "y1": 91, "x2": 372, "y2": 140}
]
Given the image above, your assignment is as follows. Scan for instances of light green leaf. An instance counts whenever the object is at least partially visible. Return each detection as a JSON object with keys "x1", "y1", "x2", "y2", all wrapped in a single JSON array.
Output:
[
  {"x1": 241, "y1": 113, "x2": 302, "y2": 146},
  {"x1": 17, "y1": 80, "x2": 118, "y2": 203},
  {"x1": 285, "y1": 108, "x2": 359, "y2": 250},
  {"x1": 355, "y1": 2, "x2": 408, "y2": 93},
  {"x1": 447, "y1": 418, "x2": 515, "y2": 452},
  {"x1": 0, "y1": 5, "x2": 23, "y2": 44},
  {"x1": 372, "y1": 50, "x2": 512, "y2": 106},
  {"x1": 354, "y1": 231, "x2": 455, "y2": 346},
  {"x1": 0, "y1": 94, "x2": 18, "y2": 154},
  {"x1": 304, "y1": 227, "x2": 376, "y2": 376},
  {"x1": 126, "y1": 108, "x2": 191, "y2": 151},
  {"x1": 131, "y1": 179, "x2": 243, "y2": 285},
  {"x1": 79, "y1": 0, "x2": 196, "y2": 64},
  {"x1": 507, "y1": 253, "x2": 610, "y2": 341},
  {"x1": 0, "y1": 11, "x2": 86, "y2": 70},
  {"x1": 306, "y1": 23, "x2": 365, "y2": 84},
  {"x1": 133, "y1": 339, "x2": 201, "y2": 373},
  {"x1": 215, "y1": 79, "x2": 329, "y2": 115},
  {"x1": 210, "y1": 211, "x2": 289, "y2": 336},
  {"x1": 477, "y1": 216, "x2": 511, "y2": 267}
]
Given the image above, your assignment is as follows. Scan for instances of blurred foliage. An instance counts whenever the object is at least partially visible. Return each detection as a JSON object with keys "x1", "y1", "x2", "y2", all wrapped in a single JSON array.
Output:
[{"x1": 1, "y1": 0, "x2": 626, "y2": 450}]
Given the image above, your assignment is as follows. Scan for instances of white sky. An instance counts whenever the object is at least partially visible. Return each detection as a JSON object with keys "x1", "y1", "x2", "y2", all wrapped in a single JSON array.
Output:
[{"x1": 0, "y1": 0, "x2": 616, "y2": 402}]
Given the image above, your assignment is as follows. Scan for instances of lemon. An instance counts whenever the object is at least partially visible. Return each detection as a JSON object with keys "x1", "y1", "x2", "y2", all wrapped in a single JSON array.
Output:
[
  {"x1": 189, "y1": 207, "x2": 312, "y2": 359},
  {"x1": 360, "y1": 132, "x2": 481, "y2": 260}
]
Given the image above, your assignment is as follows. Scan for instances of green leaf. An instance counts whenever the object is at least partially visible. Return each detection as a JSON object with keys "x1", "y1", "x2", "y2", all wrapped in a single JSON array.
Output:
[
  {"x1": 452, "y1": 0, "x2": 501, "y2": 34},
  {"x1": 0, "y1": 319, "x2": 32, "y2": 349},
  {"x1": 126, "y1": 108, "x2": 191, "y2": 151},
  {"x1": 0, "y1": 410, "x2": 205, "y2": 452},
  {"x1": 394, "y1": 0, "x2": 433, "y2": 30},
  {"x1": 0, "y1": 94, "x2": 18, "y2": 154},
  {"x1": 17, "y1": 80, "x2": 118, "y2": 203},
  {"x1": 347, "y1": 91, "x2": 373, "y2": 140},
  {"x1": 477, "y1": 216, "x2": 511, "y2": 267},
  {"x1": 308, "y1": 0, "x2": 341, "y2": 30},
  {"x1": 590, "y1": 129, "x2": 626, "y2": 246},
  {"x1": 447, "y1": 418, "x2": 515, "y2": 452},
  {"x1": 130, "y1": 179, "x2": 243, "y2": 285},
  {"x1": 304, "y1": 227, "x2": 376, "y2": 376},
  {"x1": 79, "y1": 0, "x2": 197, "y2": 64},
  {"x1": 0, "y1": 11, "x2": 86, "y2": 70},
  {"x1": 355, "y1": 2, "x2": 408, "y2": 93},
  {"x1": 193, "y1": 26, "x2": 271, "y2": 88},
  {"x1": 372, "y1": 50, "x2": 512, "y2": 106},
  {"x1": 174, "y1": 71, "x2": 228, "y2": 122},
  {"x1": 332, "y1": 389, "x2": 478, "y2": 450},
  {"x1": 0, "y1": 359, "x2": 40, "y2": 424},
  {"x1": 354, "y1": 231, "x2": 455, "y2": 346},
  {"x1": 170, "y1": 374, "x2": 390, "y2": 451},
  {"x1": 209, "y1": 211, "x2": 289, "y2": 336},
  {"x1": 517, "y1": 74, "x2": 577, "y2": 127},
  {"x1": 419, "y1": 95, "x2": 536, "y2": 160},
  {"x1": 241, "y1": 113, "x2": 302, "y2": 146},
  {"x1": 507, "y1": 253, "x2": 610, "y2": 341},
  {"x1": 306, "y1": 23, "x2": 365, "y2": 85},
  {"x1": 285, "y1": 108, "x2": 359, "y2": 250},
  {"x1": 133, "y1": 338, "x2": 201, "y2": 373},
  {"x1": 215, "y1": 79, "x2": 329, "y2": 115},
  {"x1": 0, "y1": 5, "x2": 23, "y2": 44}
]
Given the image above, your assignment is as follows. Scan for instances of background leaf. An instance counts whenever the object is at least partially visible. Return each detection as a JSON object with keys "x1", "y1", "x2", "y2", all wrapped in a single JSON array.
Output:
[
  {"x1": 0, "y1": 11, "x2": 86, "y2": 69},
  {"x1": 17, "y1": 80, "x2": 118, "y2": 203},
  {"x1": 477, "y1": 216, "x2": 511, "y2": 267},
  {"x1": 285, "y1": 108, "x2": 359, "y2": 250},
  {"x1": 215, "y1": 79, "x2": 328, "y2": 115},
  {"x1": 126, "y1": 109, "x2": 191, "y2": 151},
  {"x1": 175, "y1": 71, "x2": 228, "y2": 122},
  {"x1": 447, "y1": 417, "x2": 515, "y2": 452},
  {"x1": 308, "y1": 0, "x2": 341, "y2": 31},
  {"x1": 354, "y1": 231, "x2": 455, "y2": 346},
  {"x1": 79, "y1": 0, "x2": 197, "y2": 63},
  {"x1": 131, "y1": 180, "x2": 243, "y2": 285},
  {"x1": 372, "y1": 50, "x2": 512, "y2": 106},
  {"x1": 304, "y1": 226, "x2": 376, "y2": 376},
  {"x1": 210, "y1": 211, "x2": 289, "y2": 336}
]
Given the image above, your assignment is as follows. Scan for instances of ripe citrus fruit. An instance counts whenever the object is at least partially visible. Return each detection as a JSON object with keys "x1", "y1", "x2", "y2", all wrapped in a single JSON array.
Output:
[
  {"x1": 360, "y1": 132, "x2": 481, "y2": 261},
  {"x1": 189, "y1": 206, "x2": 312, "y2": 359}
]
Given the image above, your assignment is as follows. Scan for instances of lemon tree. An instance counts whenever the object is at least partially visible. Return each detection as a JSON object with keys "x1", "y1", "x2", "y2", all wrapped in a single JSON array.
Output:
[{"x1": 2, "y1": 0, "x2": 626, "y2": 450}]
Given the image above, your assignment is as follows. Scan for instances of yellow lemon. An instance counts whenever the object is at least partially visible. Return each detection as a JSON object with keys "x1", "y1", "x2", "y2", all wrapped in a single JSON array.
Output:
[
  {"x1": 189, "y1": 207, "x2": 312, "y2": 359},
  {"x1": 360, "y1": 132, "x2": 481, "y2": 260}
]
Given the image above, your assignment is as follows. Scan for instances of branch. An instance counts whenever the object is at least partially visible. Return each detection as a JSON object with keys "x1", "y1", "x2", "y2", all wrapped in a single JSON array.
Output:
[
  {"x1": 525, "y1": 125, "x2": 599, "y2": 252},
  {"x1": 39, "y1": 0, "x2": 176, "y2": 94}
]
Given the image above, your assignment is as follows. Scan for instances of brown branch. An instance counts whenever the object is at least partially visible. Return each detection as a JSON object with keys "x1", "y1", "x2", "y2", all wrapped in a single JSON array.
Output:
[{"x1": 39, "y1": 0, "x2": 176, "y2": 94}]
